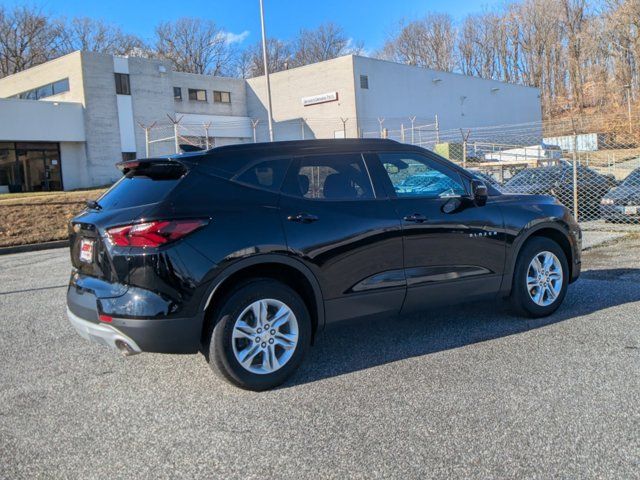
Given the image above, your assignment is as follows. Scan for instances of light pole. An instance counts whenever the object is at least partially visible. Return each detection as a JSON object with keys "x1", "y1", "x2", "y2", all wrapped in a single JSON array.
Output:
[
  {"x1": 624, "y1": 84, "x2": 632, "y2": 135},
  {"x1": 259, "y1": 0, "x2": 274, "y2": 142}
]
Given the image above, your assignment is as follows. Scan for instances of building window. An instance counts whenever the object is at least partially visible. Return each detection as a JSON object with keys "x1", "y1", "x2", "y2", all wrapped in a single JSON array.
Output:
[
  {"x1": 360, "y1": 75, "x2": 369, "y2": 89},
  {"x1": 0, "y1": 142, "x2": 62, "y2": 192},
  {"x1": 121, "y1": 152, "x2": 137, "y2": 161},
  {"x1": 115, "y1": 73, "x2": 131, "y2": 95},
  {"x1": 213, "y1": 90, "x2": 231, "y2": 103},
  {"x1": 188, "y1": 88, "x2": 207, "y2": 101},
  {"x1": 173, "y1": 87, "x2": 182, "y2": 101},
  {"x1": 14, "y1": 78, "x2": 70, "y2": 100}
]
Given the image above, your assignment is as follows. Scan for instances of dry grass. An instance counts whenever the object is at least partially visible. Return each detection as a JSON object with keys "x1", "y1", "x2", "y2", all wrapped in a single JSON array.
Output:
[{"x1": 0, "y1": 189, "x2": 106, "y2": 247}]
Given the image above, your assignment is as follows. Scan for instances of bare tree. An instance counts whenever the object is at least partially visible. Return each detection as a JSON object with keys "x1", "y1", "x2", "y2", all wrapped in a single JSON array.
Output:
[
  {"x1": 292, "y1": 22, "x2": 362, "y2": 66},
  {"x1": 0, "y1": 5, "x2": 64, "y2": 77},
  {"x1": 561, "y1": 0, "x2": 588, "y2": 109},
  {"x1": 154, "y1": 18, "x2": 233, "y2": 75},
  {"x1": 243, "y1": 38, "x2": 293, "y2": 77},
  {"x1": 378, "y1": 14, "x2": 457, "y2": 71},
  {"x1": 60, "y1": 17, "x2": 147, "y2": 56},
  {"x1": 604, "y1": 0, "x2": 640, "y2": 105}
]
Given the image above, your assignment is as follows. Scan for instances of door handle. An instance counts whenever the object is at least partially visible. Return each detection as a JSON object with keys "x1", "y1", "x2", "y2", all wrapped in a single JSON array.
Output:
[
  {"x1": 403, "y1": 213, "x2": 427, "y2": 223},
  {"x1": 287, "y1": 213, "x2": 319, "y2": 224}
]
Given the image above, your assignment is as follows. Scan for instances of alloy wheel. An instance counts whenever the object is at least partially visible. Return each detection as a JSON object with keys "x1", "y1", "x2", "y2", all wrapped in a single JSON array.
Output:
[
  {"x1": 231, "y1": 299, "x2": 299, "y2": 375},
  {"x1": 526, "y1": 251, "x2": 563, "y2": 307}
]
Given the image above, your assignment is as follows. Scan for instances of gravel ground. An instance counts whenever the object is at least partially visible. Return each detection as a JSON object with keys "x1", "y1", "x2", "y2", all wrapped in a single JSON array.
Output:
[{"x1": 0, "y1": 237, "x2": 639, "y2": 479}]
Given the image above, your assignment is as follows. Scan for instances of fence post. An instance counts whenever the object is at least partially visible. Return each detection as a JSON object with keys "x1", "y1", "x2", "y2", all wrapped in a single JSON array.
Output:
[
  {"x1": 340, "y1": 117, "x2": 348, "y2": 139},
  {"x1": 435, "y1": 114, "x2": 440, "y2": 144},
  {"x1": 166, "y1": 114, "x2": 183, "y2": 154},
  {"x1": 204, "y1": 122, "x2": 212, "y2": 149},
  {"x1": 138, "y1": 121, "x2": 156, "y2": 158},
  {"x1": 460, "y1": 129, "x2": 471, "y2": 168},
  {"x1": 251, "y1": 119, "x2": 260, "y2": 143},
  {"x1": 409, "y1": 116, "x2": 416, "y2": 144},
  {"x1": 377, "y1": 117, "x2": 385, "y2": 138},
  {"x1": 571, "y1": 119, "x2": 579, "y2": 222}
]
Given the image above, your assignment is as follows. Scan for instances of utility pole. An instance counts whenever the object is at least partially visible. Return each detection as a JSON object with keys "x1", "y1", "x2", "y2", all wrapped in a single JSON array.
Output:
[{"x1": 259, "y1": 0, "x2": 274, "y2": 142}]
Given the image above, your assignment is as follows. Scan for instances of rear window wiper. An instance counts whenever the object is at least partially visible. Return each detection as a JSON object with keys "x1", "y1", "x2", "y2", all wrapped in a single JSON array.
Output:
[{"x1": 86, "y1": 200, "x2": 102, "y2": 210}]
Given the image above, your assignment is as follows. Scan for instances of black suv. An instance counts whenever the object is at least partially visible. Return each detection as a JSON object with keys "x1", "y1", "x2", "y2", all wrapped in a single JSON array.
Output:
[{"x1": 67, "y1": 139, "x2": 581, "y2": 390}]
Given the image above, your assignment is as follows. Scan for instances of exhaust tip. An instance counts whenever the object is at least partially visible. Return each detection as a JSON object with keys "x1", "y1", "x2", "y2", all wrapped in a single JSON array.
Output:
[{"x1": 115, "y1": 339, "x2": 139, "y2": 356}]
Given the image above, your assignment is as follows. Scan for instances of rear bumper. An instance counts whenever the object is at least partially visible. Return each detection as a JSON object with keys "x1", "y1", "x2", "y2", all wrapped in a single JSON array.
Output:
[
  {"x1": 67, "y1": 308, "x2": 142, "y2": 355},
  {"x1": 67, "y1": 275, "x2": 204, "y2": 354}
]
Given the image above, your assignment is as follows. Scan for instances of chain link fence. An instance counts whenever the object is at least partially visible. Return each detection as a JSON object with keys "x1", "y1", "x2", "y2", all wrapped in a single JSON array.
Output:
[{"x1": 140, "y1": 112, "x2": 640, "y2": 229}]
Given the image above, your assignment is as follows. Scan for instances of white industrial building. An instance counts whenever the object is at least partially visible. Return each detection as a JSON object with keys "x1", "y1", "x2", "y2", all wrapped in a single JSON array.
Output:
[{"x1": 0, "y1": 51, "x2": 541, "y2": 192}]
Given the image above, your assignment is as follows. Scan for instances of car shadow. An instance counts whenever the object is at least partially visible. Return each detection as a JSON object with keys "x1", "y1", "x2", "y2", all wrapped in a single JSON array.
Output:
[{"x1": 284, "y1": 268, "x2": 640, "y2": 388}]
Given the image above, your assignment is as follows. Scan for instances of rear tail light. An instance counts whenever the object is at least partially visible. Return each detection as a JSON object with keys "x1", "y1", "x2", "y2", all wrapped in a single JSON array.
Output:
[{"x1": 106, "y1": 219, "x2": 208, "y2": 247}]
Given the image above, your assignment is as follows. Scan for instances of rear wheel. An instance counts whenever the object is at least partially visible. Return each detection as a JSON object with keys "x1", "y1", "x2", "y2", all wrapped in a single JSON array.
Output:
[
  {"x1": 510, "y1": 237, "x2": 569, "y2": 318},
  {"x1": 208, "y1": 279, "x2": 311, "y2": 391}
]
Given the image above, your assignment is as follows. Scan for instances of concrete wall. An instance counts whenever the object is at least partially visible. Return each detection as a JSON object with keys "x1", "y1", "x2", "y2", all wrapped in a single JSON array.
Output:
[
  {"x1": 352, "y1": 56, "x2": 542, "y2": 136},
  {"x1": 0, "y1": 98, "x2": 85, "y2": 142},
  {"x1": 129, "y1": 65, "x2": 250, "y2": 157},
  {"x1": 60, "y1": 142, "x2": 90, "y2": 190},
  {"x1": 79, "y1": 52, "x2": 125, "y2": 186},
  {"x1": 0, "y1": 51, "x2": 85, "y2": 104},
  {"x1": 171, "y1": 71, "x2": 248, "y2": 117},
  {"x1": 246, "y1": 55, "x2": 358, "y2": 141}
]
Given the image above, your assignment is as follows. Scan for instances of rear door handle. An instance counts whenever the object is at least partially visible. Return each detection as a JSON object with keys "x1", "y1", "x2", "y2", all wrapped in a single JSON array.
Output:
[
  {"x1": 403, "y1": 213, "x2": 427, "y2": 223},
  {"x1": 287, "y1": 213, "x2": 319, "y2": 223}
]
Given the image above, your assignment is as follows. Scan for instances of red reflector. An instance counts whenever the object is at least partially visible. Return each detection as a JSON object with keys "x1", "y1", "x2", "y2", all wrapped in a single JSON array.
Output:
[
  {"x1": 106, "y1": 219, "x2": 208, "y2": 248},
  {"x1": 99, "y1": 314, "x2": 112, "y2": 323}
]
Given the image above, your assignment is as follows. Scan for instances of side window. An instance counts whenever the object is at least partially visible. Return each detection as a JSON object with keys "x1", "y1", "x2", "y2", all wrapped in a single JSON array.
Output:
[
  {"x1": 283, "y1": 154, "x2": 374, "y2": 201},
  {"x1": 235, "y1": 159, "x2": 290, "y2": 192},
  {"x1": 378, "y1": 153, "x2": 466, "y2": 198}
]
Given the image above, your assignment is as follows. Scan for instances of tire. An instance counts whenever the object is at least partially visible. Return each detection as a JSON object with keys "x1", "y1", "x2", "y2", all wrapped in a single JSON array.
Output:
[
  {"x1": 207, "y1": 279, "x2": 311, "y2": 391},
  {"x1": 510, "y1": 237, "x2": 569, "y2": 318}
]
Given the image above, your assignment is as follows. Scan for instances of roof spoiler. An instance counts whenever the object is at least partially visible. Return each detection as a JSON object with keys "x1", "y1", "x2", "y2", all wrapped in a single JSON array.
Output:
[{"x1": 116, "y1": 158, "x2": 190, "y2": 175}]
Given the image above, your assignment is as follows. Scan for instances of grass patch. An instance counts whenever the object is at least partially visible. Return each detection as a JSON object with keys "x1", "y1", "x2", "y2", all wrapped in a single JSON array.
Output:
[{"x1": 0, "y1": 189, "x2": 106, "y2": 247}]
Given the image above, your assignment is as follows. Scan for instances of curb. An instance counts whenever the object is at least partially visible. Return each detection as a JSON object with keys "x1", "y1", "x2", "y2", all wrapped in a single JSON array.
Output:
[{"x1": 0, "y1": 240, "x2": 69, "y2": 256}]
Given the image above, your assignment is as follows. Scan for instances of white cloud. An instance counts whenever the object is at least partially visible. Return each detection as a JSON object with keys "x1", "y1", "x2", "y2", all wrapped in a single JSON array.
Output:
[{"x1": 218, "y1": 30, "x2": 250, "y2": 45}]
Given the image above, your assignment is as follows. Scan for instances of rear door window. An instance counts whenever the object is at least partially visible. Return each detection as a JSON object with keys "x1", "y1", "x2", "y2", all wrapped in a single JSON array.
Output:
[
  {"x1": 282, "y1": 154, "x2": 375, "y2": 201},
  {"x1": 234, "y1": 158, "x2": 290, "y2": 192}
]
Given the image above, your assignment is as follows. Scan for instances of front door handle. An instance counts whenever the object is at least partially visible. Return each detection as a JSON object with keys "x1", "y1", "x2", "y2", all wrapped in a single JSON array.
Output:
[
  {"x1": 287, "y1": 213, "x2": 319, "y2": 223},
  {"x1": 403, "y1": 213, "x2": 427, "y2": 223}
]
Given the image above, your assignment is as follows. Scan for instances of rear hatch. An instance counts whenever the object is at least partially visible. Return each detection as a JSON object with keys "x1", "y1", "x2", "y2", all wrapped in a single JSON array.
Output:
[{"x1": 69, "y1": 159, "x2": 188, "y2": 284}]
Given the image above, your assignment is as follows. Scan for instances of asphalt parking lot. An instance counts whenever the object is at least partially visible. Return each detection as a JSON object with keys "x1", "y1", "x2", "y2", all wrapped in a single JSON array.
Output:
[{"x1": 1, "y1": 235, "x2": 639, "y2": 479}]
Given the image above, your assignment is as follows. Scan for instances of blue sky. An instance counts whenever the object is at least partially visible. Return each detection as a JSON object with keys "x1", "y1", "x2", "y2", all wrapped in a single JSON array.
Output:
[{"x1": 3, "y1": 0, "x2": 500, "y2": 50}]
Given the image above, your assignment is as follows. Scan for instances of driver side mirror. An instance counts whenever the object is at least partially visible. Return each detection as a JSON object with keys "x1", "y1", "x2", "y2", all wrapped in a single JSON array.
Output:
[{"x1": 471, "y1": 179, "x2": 488, "y2": 206}]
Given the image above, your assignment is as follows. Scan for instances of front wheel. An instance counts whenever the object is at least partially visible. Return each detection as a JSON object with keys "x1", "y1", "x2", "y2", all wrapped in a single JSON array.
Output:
[
  {"x1": 510, "y1": 237, "x2": 569, "y2": 318},
  {"x1": 208, "y1": 279, "x2": 311, "y2": 391}
]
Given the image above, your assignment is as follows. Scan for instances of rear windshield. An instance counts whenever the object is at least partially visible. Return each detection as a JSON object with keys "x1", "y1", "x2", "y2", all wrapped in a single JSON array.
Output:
[{"x1": 98, "y1": 171, "x2": 182, "y2": 210}]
